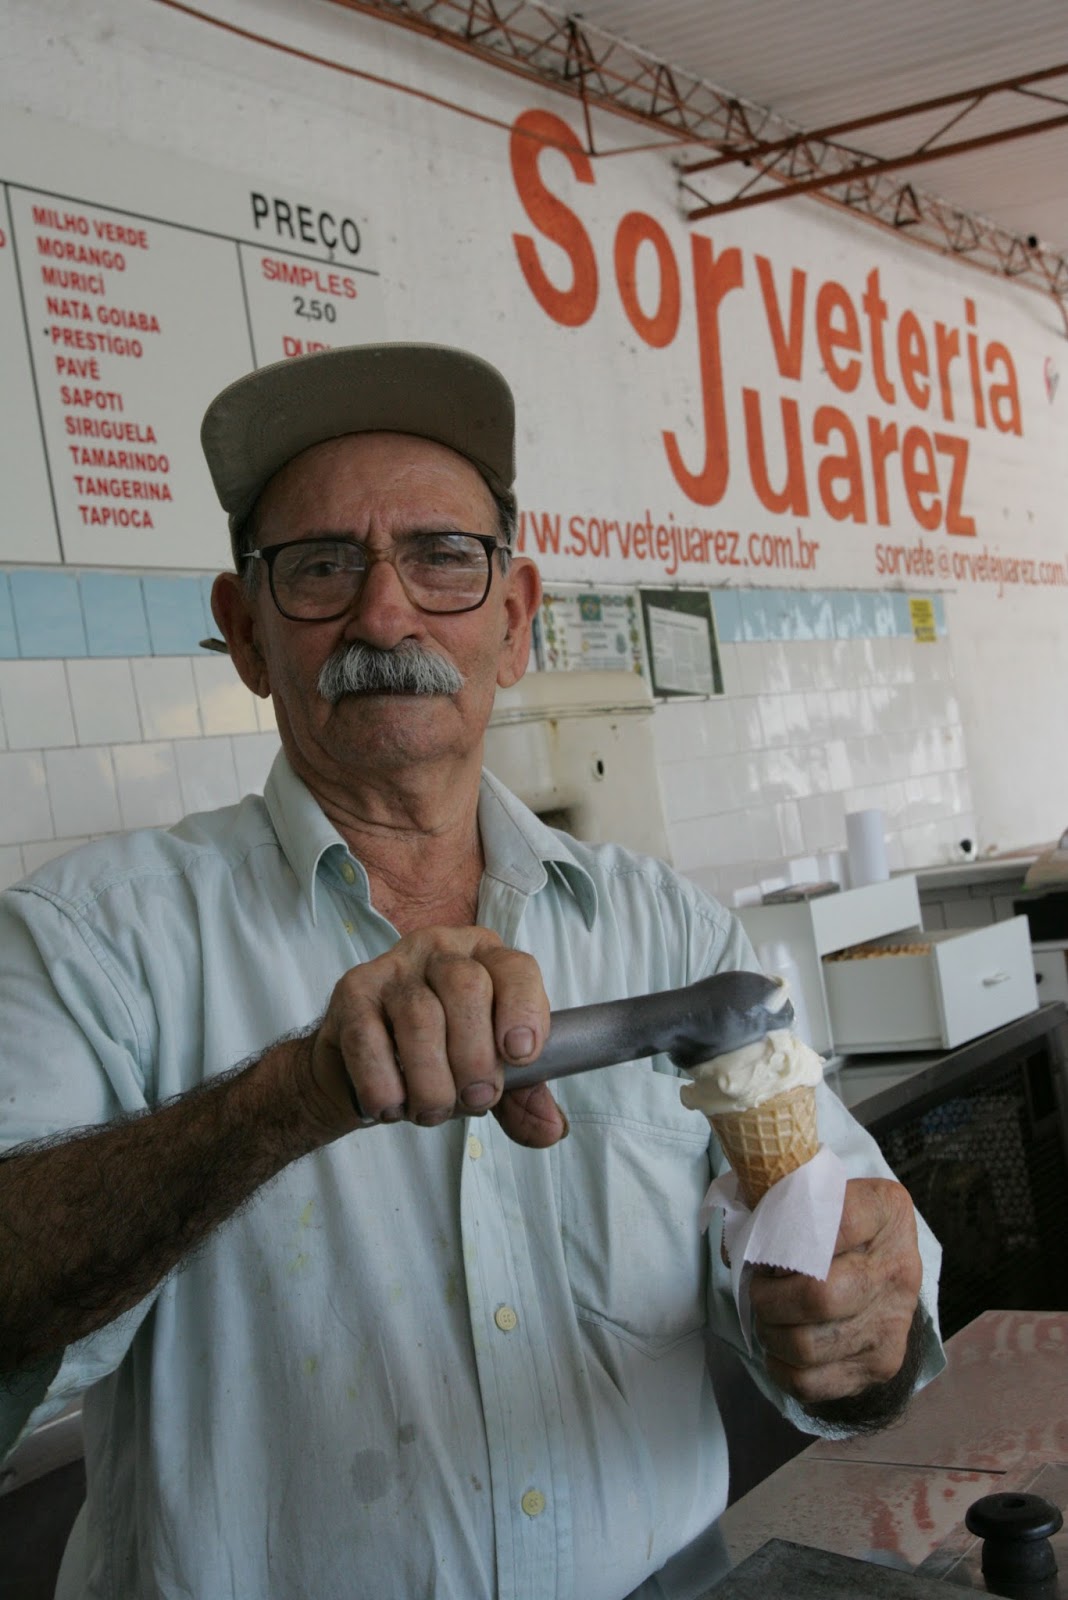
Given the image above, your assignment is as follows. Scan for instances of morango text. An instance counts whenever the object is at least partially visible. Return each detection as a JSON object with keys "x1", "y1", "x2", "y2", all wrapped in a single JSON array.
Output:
[{"x1": 509, "y1": 109, "x2": 1023, "y2": 539}]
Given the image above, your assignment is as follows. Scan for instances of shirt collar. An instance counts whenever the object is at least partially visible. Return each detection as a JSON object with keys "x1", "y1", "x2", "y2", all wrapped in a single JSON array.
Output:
[
  {"x1": 478, "y1": 768, "x2": 598, "y2": 930},
  {"x1": 263, "y1": 752, "x2": 357, "y2": 925},
  {"x1": 262, "y1": 751, "x2": 598, "y2": 930}
]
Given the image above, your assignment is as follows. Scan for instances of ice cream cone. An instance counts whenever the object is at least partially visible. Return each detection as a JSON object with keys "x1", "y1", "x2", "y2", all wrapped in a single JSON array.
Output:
[{"x1": 709, "y1": 1082, "x2": 819, "y2": 1208}]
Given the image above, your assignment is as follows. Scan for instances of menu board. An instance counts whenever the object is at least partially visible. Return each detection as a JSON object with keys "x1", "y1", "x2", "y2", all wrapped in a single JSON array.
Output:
[{"x1": 0, "y1": 108, "x2": 384, "y2": 569}]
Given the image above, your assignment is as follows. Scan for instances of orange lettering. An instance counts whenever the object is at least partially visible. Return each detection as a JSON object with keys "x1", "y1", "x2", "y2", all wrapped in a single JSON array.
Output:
[
  {"x1": 935, "y1": 432, "x2": 976, "y2": 536},
  {"x1": 965, "y1": 300, "x2": 985, "y2": 429},
  {"x1": 614, "y1": 212, "x2": 680, "y2": 348},
  {"x1": 902, "y1": 425, "x2": 941, "y2": 531},
  {"x1": 861, "y1": 269, "x2": 895, "y2": 404},
  {"x1": 934, "y1": 322, "x2": 961, "y2": 423},
  {"x1": 662, "y1": 236, "x2": 744, "y2": 506},
  {"x1": 814, "y1": 405, "x2": 866, "y2": 522},
  {"x1": 897, "y1": 311, "x2": 930, "y2": 411},
  {"x1": 815, "y1": 282, "x2": 861, "y2": 392},
  {"x1": 743, "y1": 391, "x2": 809, "y2": 516},
  {"x1": 510, "y1": 110, "x2": 597, "y2": 327},
  {"x1": 755, "y1": 255, "x2": 806, "y2": 380},
  {"x1": 868, "y1": 416, "x2": 900, "y2": 526},
  {"x1": 986, "y1": 342, "x2": 1022, "y2": 435}
]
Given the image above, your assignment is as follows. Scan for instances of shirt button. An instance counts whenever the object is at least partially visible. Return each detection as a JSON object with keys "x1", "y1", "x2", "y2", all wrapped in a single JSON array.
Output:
[
  {"x1": 494, "y1": 1305, "x2": 518, "y2": 1333},
  {"x1": 343, "y1": 921, "x2": 354, "y2": 935},
  {"x1": 340, "y1": 861, "x2": 356, "y2": 884},
  {"x1": 467, "y1": 1136, "x2": 484, "y2": 1160},
  {"x1": 521, "y1": 1489, "x2": 546, "y2": 1518}
]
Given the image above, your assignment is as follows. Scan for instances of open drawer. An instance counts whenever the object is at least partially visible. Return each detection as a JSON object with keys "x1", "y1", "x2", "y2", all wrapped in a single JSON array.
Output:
[{"x1": 821, "y1": 914, "x2": 1038, "y2": 1052}]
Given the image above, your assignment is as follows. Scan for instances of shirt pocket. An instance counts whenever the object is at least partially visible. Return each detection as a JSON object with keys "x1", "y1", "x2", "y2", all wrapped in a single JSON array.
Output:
[{"x1": 556, "y1": 1063, "x2": 712, "y2": 1358}]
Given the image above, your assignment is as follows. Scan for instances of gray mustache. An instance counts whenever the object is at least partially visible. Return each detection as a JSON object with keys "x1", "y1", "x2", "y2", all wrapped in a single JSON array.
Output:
[{"x1": 317, "y1": 641, "x2": 465, "y2": 703}]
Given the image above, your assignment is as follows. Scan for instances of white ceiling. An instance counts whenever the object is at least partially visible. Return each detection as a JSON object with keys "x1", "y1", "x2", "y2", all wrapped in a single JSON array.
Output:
[{"x1": 573, "y1": 0, "x2": 1068, "y2": 254}]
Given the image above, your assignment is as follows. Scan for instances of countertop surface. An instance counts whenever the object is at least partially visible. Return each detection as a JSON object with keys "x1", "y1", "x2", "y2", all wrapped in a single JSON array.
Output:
[
  {"x1": 824, "y1": 1001, "x2": 1067, "y2": 1126},
  {"x1": 719, "y1": 1309, "x2": 1068, "y2": 1573}
]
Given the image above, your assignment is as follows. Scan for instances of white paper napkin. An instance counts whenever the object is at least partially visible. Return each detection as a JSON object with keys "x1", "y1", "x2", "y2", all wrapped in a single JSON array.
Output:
[{"x1": 699, "y1": 1145, "x2": 848, "y2": 1351}]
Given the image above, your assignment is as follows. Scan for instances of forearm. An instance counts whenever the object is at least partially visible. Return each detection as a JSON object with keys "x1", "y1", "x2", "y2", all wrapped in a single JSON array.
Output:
[{"x1": 0, "y1": 1030, "x2": 338, "y2": 1375}]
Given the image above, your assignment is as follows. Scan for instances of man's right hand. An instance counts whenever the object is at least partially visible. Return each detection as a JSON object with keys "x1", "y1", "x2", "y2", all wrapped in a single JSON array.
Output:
[{"x1": 304, "y1": 927, "x2": 567, "y2": 1148}]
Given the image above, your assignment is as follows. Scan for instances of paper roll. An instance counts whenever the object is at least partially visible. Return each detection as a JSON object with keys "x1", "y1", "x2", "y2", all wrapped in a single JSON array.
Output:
[{"x1": 845, "y1": 807, "x2": 888, "y2": 888}]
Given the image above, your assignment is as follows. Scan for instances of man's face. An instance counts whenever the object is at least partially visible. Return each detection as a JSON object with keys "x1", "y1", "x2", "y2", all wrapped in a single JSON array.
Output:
[{"x1": 213, "y1": 432, "x2": 539, "y2": 785}]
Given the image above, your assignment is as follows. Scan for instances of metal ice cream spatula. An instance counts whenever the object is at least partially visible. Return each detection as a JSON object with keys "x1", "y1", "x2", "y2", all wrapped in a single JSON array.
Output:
[{"x1": 504, "y1": 970, "x2": 793, "y2": 1090}]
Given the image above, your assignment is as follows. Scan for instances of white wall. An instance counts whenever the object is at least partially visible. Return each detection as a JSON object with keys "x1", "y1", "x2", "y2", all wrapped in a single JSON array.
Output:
[{"x1": 0, "y1": 0, "x2": 1063, "y2": 896}]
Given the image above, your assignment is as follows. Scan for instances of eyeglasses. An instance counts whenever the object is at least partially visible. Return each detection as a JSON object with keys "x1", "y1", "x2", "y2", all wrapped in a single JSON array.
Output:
[{"x1": 245, "y1": 533, "x2": 507, "y2": 621}]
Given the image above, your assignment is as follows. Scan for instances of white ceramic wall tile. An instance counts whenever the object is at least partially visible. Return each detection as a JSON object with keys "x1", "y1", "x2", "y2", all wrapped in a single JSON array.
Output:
[
  {"x1": 748, "y1": 804, "x2": 787, "y2": 860},
  {"x1": 715, "y1": 641, "x2": 742, "y2": 698},
  {"x1": 755, "y1": 804, "x2": 806, "y2": 861},
  {"x1": 755, "y1": 694, "x2": 789, "y2": 747},
  {"x1": 898, "y1": 820, "x2": 943, "y2": 867},
  {"x1": 701, "y1": 698, "x2": 738, "y2": 756},
  {"x1": 192, "y1": 656, "x2": 261, "y2": 736},
  {"x1": 0, "y1": 661, "x2": 76, "y2": 750},
  {"x1": 943, "y1": 769, "x2": 973, "y2": 815},
  {"x1": 797, "y1": 790, "x2": 847, "y2": 852},
  {"x1": 670, "y1": 809, "x2": 753, "y2": 870},
  {"x1": 723, "y1": 751, "x2": 758, "y2": 809},
  {"x1": 761, "y1": 643, "x2": 792, "y2": 693},
  {"x1": 174, "y1": 738, "x2": 242, "y2": 814},
  {"x1": 652, "y1": 700, "x2": 706, "y2": 764},
  {"x1": 0, "y1": 845, "x2": 24, "y2": 890},
  {"x1": 783, "y1": 642, "x2": 818, "y2": 692},
  {"x1": 824, "y1": 740, "x2": 853, "y2": 790},
  {"x1": 867, "y1": 637, "x2": 898, "y2": 682},
  {"x1": 45, "y1": 746, "x2": 119, "y2": 837},
  {"x1": 232, "y1": 732, "x2": 282, "y2": 796},
  {"x1": 879, "y1": 780, "x2": 909, "y2": 825},
  {"x1": 0, "y1": 752, "x2": 51, "y2": 851},
  {"x1": 885, "y1": 636, "x2": 916, "y2": 685},
  {"x1": 734, "y1": 642, "x2": 772, "y2": 697},
  {"x1": 21, "y1": 837, "x2": 90, "y2": 874},
  {"x1": 852, "y1": 639, "x2": 878, "y2": 685},
  {"x1": 808, "y1": 640, "x2": 841, "y2": 693},
  {"x1": 661, "y1": 759, "x2": 714, "y2": 824},
  {"x1": 112, "y1": 742, "x2": 183, "y2": 830},
  {"x1": 678, "y1": 861, "x2": 725, "y2": 901},
  {"x1": 902, "y1": 774, "x2": 948, "y2": 822},
  {"x1": 885, "y1": 833, "x2": 907, "y2": 873},
  {"x1": 729, "y1": 696, "x2": 763, "y2": 752},
  {"x1": 801, "y1": 691, "x2": 831, "y2": 742},
  {"x1": 912, "y1": 641, "x2": 951, "y2": 681},
  {"x1": 131, "y1": 659, "x2": 201, "y2": 741},
  {"x1": 703, "y1": 862, "x2": 760, "y2": 905},
  {"x1": 753, "y1": 746, "x2": 814, "y2": 803},
  {"x1": 941, "y1": 724, "x2": 967, "y2": 770},
  {"x1": 66, "y1": 659, "x2": 143, "y2": 746},
  {"x1": 850, "y1": 734, "x2": 895, "y2": 788}
]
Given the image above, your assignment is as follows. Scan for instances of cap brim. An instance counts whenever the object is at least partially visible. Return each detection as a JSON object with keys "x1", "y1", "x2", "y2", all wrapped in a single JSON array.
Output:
[{"x1": 200, "y1": 343, "x2": 516, "y2": 554}]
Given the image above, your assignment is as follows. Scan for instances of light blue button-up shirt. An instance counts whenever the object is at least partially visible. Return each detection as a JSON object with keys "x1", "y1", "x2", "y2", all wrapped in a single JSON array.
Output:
[{"x1": 0, "y1": 754, "x2": 942, "y2": 1600}]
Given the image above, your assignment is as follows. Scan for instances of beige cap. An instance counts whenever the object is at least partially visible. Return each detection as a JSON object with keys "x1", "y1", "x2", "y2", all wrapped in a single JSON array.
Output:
[{"x1": 200, "y1": 342, "x2": 516, "y2": 562}]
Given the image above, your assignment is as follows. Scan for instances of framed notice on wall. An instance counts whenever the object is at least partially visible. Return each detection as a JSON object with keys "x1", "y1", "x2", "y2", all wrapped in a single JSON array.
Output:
[
  {"x1": 638, "y1": 588, "x2": 723, "y2": 697},
  {"x1": 538, "y1": 589, "x2": 646, "y2": 676}
]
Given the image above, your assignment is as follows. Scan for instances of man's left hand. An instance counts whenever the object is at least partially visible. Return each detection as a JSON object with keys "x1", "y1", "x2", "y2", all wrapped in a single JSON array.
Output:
[{"x1": 747, "y1": 1177, "x2": 922, "y2": 1404}]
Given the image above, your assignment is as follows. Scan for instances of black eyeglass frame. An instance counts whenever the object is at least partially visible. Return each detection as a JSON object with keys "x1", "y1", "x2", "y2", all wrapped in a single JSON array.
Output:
[{"x1": 244, "y1": 533, "x2": 509, "y2": 621}]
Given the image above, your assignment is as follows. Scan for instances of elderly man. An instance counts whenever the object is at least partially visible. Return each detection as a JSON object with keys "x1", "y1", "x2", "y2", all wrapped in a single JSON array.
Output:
[{"x1": 0, "y1": 344, "x2": 942, "y2": 1600}]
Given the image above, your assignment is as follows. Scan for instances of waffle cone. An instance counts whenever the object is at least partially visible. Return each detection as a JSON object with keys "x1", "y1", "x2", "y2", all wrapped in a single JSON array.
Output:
[{"x1": 710, "y1": 1084, "x2": 819, "y2": 1208}]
